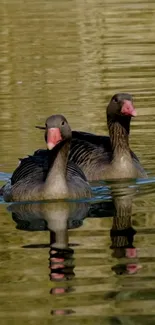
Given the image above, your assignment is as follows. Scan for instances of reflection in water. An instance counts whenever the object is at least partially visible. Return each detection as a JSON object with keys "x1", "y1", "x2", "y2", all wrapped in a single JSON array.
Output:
[
  {"x1": 1, "y1": 0, "x2": 155, "y2": 322},
  {"x1": 7, "y1": 183, "x2": 140, "y2": 318},
  {"x1": 49, "y1": 243, "x2": 75, "y2": 316},
  {"x1": 2, "y1": 178, "x2": 155, "y2": 322},
  {"x1": 9, "y1": 201, "x2": 89, "y2": 231},
  {"x1": 8, "y1": 200, "x2": 89, "y2": 316},
  {"x1": 110, "y1": 183, "x2": 140, "y2": 275}
]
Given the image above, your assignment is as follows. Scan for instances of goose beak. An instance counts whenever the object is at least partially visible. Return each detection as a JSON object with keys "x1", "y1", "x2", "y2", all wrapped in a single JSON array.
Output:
[
  {"x1": 121, "y1": 100, "x2": 137, "y2": 117},
  {"x1": 47, "y1": 128, "x2": 62, "y2": 150}
]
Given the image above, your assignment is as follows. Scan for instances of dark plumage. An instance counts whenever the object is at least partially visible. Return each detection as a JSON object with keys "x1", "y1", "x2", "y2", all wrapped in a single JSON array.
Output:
[
  {"x1": 3, "y1": 115, "x2": 91, "y2": 202},
  {"x1": 34, "y1": 93, "x2": 147, "y2": 181}
]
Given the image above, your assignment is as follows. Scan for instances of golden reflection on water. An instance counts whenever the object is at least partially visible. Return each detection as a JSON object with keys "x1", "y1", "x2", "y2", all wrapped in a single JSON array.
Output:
[
  {"x1": 1, "y1": 0, "x2": 155, "y2": 323},
  {"x1": 1, "y1": 0, "x2": 155, "y2": 172}
]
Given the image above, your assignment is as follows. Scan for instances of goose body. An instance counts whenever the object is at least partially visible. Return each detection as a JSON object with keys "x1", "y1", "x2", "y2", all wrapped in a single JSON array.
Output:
[
  {"x1": 34, "y1": 93, "x2": 147, "y2": 181},
  {"x1": 69, "y1": 134, "x2": 146, "y2": 181},
  {"x1": 3, "y1": 115, "x2": 91, "y2": 202},
  {"x1": 70, "y1": 93, "x2": 147, "y2": 180}
]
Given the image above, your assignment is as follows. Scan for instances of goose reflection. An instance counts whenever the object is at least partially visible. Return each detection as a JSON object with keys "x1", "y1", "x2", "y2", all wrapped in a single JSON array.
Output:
[
  {"x1": 8, "y1": 200, "x2": 89, "y2": 315},
  {"x1": 110, "y1": 182, "x2": 141, "y2": 275},
  {"x1": 9, "y1": 200, "x2": 89, "y2": 232}
]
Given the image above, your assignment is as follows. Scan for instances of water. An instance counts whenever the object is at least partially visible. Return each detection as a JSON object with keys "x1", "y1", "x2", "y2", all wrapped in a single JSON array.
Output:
[{"x1": 1, "y1": 0, "x2": 155, "y2": 323}]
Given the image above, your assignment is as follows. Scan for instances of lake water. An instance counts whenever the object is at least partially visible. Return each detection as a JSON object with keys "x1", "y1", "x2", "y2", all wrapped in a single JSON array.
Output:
[{"x1": 1, "y1": 0, "x2": 155, "y2": 324}]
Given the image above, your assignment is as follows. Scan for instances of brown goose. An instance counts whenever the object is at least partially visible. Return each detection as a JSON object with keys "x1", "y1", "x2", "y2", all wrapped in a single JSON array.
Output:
[
  {"x1": 2, "y1": 115, "x2": 91, "y2": 202},
  {"x1": 69, "y1": 93, "x2": 147, "y2": 180},
  {"x1": 35, "y1": 93, "x2": 147, "y2": 181}
]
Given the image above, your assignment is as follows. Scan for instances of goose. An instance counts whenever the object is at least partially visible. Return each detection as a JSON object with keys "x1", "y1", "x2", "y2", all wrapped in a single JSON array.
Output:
[
  {"x1": 35, "y1": 93, "x2": 147, "y2": 181},
  {"x1": 2, "y1": 115, "x2": 91, "y2": 202}
]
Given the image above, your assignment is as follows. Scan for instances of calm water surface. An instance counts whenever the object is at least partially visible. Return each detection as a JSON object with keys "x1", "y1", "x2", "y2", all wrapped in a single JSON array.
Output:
[{"x1": 1, "y1": 0, "x2": 155, "y2": 324}]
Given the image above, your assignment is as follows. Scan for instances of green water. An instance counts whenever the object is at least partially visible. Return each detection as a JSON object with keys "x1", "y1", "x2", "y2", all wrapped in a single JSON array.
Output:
[{"x1": 1, "y1": 0, "x2": 155, "y2": 324}]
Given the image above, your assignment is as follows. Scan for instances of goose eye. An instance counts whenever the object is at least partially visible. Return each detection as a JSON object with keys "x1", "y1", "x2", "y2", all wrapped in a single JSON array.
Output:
[
  {"x1": 61, "y1": 121, "x2": 65, "y2": 126},
  {"x1": 113, "y1": 97, "x2": 118, "y2": 103}
]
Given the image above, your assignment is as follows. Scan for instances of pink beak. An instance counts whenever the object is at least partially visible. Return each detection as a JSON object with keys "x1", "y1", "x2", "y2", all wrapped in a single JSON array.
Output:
[
  {"x1": 47, "y1": 128, "x2": 62, "y2": 150},
  {"x1": 121, "y1": 100, "x2": 137, "y2": 117}
]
